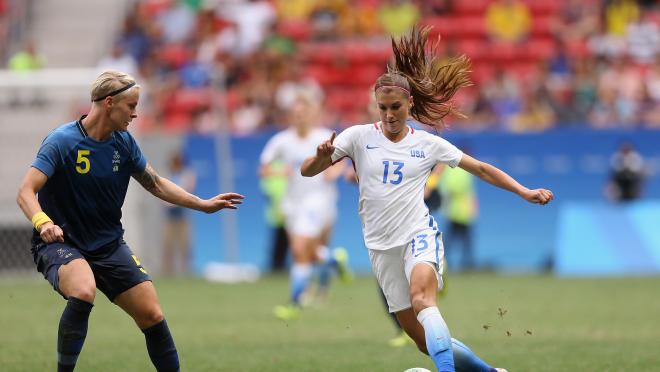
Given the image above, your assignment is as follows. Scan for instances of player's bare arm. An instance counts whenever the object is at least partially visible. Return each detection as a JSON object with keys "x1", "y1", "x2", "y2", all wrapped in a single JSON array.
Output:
[
  {"x1": 301, "y1": 131, "x2": 336, "y2": 177},
  {"x1": 132, "y1": 163, "x2": 245, "y2": 213},
  {"x1": 458, "y1": 153, "x2": 554, "y2": 205},
  {"x1": 17, "y1": 167, "x2": 64, "y2": 243}
]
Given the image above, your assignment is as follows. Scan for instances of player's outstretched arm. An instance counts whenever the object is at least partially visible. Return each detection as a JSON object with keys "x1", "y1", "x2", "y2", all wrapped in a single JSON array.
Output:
[
  {"x1": 132, "y1": 163, "x2": 244, "y2": 213},
  {"x1": 17, "y1": 167, "x2": 64, "y2": 242},
  {"x1": 301, "y1": 132, "x2": 336, "y2": 177},
  {"x1": 458, "y1": 154, "x2": 554, "y2": 205}
]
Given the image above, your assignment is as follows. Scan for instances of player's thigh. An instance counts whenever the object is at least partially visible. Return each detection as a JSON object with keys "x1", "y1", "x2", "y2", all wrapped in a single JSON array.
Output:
[
  {"x1": 90, "y1": 240, "x2": 151, "y2": 302},
  {"x1": 287, "y1": 233, "x2": 317, "y2": 262},
  {"x1": 369, "y1": 246, "x2": 411, "y2": 313},
  {"x1": 58, "y1": 258, "x2": 97, "y2": 302},
  {"x1": 114, "y1": 281, "x2": 164, "y2": 329},
  {"x1": 31, "y1": 238, "x2": 95, "y2": 301}
]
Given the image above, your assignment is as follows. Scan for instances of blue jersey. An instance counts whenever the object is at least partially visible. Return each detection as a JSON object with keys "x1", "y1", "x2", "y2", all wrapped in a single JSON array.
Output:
[{"x1": 31, "y1": 116, "x2": 147, "y2": 251}]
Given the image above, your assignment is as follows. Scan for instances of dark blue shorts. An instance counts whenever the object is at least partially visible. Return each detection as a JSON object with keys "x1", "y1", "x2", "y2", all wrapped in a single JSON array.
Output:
[{"x1": 31, "y1": 235, "x2": 151, "y2": 302}]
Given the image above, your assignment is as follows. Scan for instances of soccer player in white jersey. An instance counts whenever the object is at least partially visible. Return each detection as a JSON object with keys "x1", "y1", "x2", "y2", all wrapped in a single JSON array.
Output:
[
  {"x1": 260, "y1": 92, "x2": 350, "y2": 320},
  {"x1": 301, "y1": 26, "x2": 553, "y2": 372}
]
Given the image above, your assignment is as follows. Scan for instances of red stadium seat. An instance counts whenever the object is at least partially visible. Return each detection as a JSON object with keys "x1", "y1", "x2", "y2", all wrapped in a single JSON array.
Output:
[
  {"x1": 277, "y1": 21, "x2": 312, "y2": 42},
  {"x1": 158, "y1": 44, "x2": 193, "y2": 70},
  {"x1": 423, "y1": 16, "x2": 458, "y2": 39},
  {"x1": 531, "y1": 16, "x2": 556, "y2": 37},
  {"x1": 524, "y1": 38, "x2": 557, "y2": 60},
  {"x1": 453, "y1": 0, "x2": 491, "y2": 15},
  {"x1": 454, "y1": 15, "x2": 487, "y2": 38},
  {"x1": 456, "y1": 39, "x2": 487, "y2": 61},
  {"x1": 525, "y1": 0, "x2": 563, "y2": 16}
]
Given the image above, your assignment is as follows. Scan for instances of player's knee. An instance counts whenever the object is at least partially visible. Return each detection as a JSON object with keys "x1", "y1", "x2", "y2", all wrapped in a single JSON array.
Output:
[
  {"x1": 68, "y1": 284, "x2": 96, "y2": 303},
  {"x1": 410, "y1": 287, "x2": 434, "y2": 312},
  {"x1": 140, "y1": 307, "x2": 165, "y2": 328}
]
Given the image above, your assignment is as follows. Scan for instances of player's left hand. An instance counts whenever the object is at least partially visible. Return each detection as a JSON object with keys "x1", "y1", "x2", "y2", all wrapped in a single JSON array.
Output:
[
  {"x1": 521, "y1": 188, "x2": 554, "y2": 205},
  {"x1": 200, "y1": 193, "x2": 245, "y2": 213}
]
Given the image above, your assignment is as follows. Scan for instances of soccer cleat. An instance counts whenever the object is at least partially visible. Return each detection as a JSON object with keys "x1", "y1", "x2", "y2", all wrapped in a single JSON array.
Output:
[
  {"x1": 332, "y1": 247, "x2": 354, "y2": 283},
  {"x1": 388, "y1": 331, "x2": 414, "y2": 347},
  {"x1": 494, "y1": 369, "x2": 508, "y2": 372},
  {"x1": 273, "y1": 304, "x2": 300, "y2": 321}
]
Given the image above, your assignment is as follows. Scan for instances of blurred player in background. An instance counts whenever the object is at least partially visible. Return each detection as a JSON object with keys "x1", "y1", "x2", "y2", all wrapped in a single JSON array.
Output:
[
  {"x1": 16, "y1": 71, "x2": 244, "y2": 372},
  {"x1": 606, "y1": 141, "x2": 646, "y2": 202},
  {"x1": 302, "y1": 26, "x2": 553, "y2": 372},
  {"x1": 162, "y1": 150, "x2": 196, "y2": 277},
  {"x1": 260, "y1": 92, "x2": 351, "y2": 321}
]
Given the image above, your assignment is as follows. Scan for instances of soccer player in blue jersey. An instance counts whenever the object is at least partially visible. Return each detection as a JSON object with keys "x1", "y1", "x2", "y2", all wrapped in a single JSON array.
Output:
[{"x1": 16, "y1": 70, "x2": 244, "y2": 372}]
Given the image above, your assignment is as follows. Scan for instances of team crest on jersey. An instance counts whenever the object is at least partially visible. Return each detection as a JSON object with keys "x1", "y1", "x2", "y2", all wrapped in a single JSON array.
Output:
[
  {"x1": 410, "y1": 149, "x2": 426, "y2": 158},
  {"x1": 112, "y1": 150, "x2": 121, "y2": 172}
]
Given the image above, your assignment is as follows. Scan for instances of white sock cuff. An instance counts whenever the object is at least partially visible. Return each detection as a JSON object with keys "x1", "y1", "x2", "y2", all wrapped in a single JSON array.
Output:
[
  {"x1": 317, "y1": 246, "x2": 330, "y2": 262},
  {"x1": 291, "y1": 263, "x2": 313, "y2": 276},
  {"x1": 417, "y1": 306, "x2": 441, "y2": 324}
]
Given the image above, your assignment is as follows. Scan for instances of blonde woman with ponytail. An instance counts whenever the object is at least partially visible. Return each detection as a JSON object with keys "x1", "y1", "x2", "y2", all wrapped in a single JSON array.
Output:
[{"x1": 302, "y1": 27, "x2": 553, "y2": 372}]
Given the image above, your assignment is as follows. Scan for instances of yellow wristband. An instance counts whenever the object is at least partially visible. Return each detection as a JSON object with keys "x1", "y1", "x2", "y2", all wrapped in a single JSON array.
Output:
[{"x1": 31, "y1": 211, "x2": 53, "y2": 232}]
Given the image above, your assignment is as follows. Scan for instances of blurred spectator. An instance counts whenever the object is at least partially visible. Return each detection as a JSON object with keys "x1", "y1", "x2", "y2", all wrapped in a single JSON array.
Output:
[
  {"x1": 309, "y1": 1, "x2": 347, "y2": 41},
  {"x1": 626, "y1": 12, "x2": 660, "y2": 64},
  {"x1": 162, "y1": 150, "x2": 196, "y2": 276},
  {"x1": 9, "y1": 41, "x2": 45, "y2": 71},
  {"x1": 597, "y1": 56, "x2": 644, "y2": 127},
  {"x1": 217, "y1": 0, "x2": 276, "y2": 57},
  {"x1": 274, "y1": 59, "x2": 323, "y2": 115},
  {"x1": 97, "y1": 42, "x2": 139, "y2": 77},
  {"x1": 485, "y1": 0, "x2": 531, "y2": 43},
  {"x1": 606, "y1": 142, "x2": 646, "y2": 202},
  {"x1": 604, "y1": 0, "x2": 640, "y2": 37},
  {"x1": 482, "y1": 69, "x2": 521, "y2": 128},
  {"x1": 157, "y1": 1, "x2": 196, "y2": 43},
  {"x1": 377, "y1": 0, "x2": 420, "y2": 36},
  {"x1": 509, "y1": 90, "x2": 555, "y2": 132},
  {"x1": 552, "y1": 0, "x2": 599, "y2": 44}
]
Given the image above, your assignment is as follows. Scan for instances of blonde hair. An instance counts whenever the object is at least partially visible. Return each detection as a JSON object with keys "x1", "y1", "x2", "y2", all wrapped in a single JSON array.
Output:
[
  {"x1": 375, "y1": 26, "x2": 472, "y2": 127},
  {"x1": 90, "y1": 70, "x2": 139, "y2": 102}
]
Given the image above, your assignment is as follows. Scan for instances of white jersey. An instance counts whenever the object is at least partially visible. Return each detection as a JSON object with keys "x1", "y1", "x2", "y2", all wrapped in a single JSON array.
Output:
[
  {"x1": 331, "y1": 122, "x2": 463, "y2": 250},
  {"x1": 261, "y1": 127, "x2": 338, "y2": 205}
]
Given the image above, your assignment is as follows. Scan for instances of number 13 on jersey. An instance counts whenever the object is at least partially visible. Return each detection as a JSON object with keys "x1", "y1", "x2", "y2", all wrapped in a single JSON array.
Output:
[{"x1": 382, "y1": 160, "x2": 404, "y2": 184}]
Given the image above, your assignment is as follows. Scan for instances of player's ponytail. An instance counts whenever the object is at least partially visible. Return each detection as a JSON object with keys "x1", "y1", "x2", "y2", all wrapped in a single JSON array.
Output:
[{"x1": 374, "y1": 26, "x2": 472, "y2": 128}]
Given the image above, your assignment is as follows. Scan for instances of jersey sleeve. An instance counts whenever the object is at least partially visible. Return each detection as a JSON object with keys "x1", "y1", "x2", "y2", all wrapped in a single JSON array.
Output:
[
  {"x1": 126, "y1": 132, "x2": 147, "y2": 173},
  {"x1": 430, "y1": 135, "x2": 463, "y2": 168},
  {"x1": 31, "y1": 132, "x2": 63, "y2": 177},
  {"x1": 331, "y1": 126, "x2": 358, "y2": 162},
  {"x1": 260, "y1": 133, "x2": 282, "y2": 165}
]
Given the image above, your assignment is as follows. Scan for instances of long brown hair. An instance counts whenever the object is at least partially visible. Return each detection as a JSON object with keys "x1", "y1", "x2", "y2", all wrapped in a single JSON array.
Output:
[{"x1": 374, "y1": 26, "x2": 472, "y2": 127}]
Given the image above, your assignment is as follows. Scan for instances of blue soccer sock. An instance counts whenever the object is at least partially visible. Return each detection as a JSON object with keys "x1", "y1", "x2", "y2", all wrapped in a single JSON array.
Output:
[
  {"x1": 290, "y1": 263, "x2": 313, "y2": 305},
  {"x1": 142, "y1": 319, "x2": 179, "y2": 372},
  {"x1": 316, "y1": 246, "x2": 334, "y2": 290},
  {"x1": 57, "y1": 297, "x2": 93, "y2": 372},
  {"x1": 417, "y1": 306, "x2": 455, "y2": 372},
  {"x1": 451, "y1": 338, "x2": 497, "y2": 372}
]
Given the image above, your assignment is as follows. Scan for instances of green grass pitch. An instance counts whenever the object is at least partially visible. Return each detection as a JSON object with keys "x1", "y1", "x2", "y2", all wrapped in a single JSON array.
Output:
[{"x1": 1, "y1": 274, "x2": 659, "y2": 371}]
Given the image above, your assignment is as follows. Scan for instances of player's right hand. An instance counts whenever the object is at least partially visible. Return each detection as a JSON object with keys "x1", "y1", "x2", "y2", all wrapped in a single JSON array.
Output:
[
  {"x1": 316, "y1": 131, "x2": 336, "y2": 158},
  {"x1": 40, "y1": 222, "x2": 64, "y2": 243}
]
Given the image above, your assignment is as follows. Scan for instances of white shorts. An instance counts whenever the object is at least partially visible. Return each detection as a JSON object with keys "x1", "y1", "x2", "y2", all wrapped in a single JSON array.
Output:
[
  {"x1": 368, "y1": 227, "x2": 445, "y2": 313},
  {"x1": 282, "y1": 196, "x2": 337, "y2": 238}
]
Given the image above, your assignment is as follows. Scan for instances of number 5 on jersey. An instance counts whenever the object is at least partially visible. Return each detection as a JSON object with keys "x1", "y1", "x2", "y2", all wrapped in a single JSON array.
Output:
[
  {"x1": 76, "y1": 149, "x2": 91, "y2": 174},
  {"x1": 382, "y1": 160, "x2": 404, "y2": 184}
]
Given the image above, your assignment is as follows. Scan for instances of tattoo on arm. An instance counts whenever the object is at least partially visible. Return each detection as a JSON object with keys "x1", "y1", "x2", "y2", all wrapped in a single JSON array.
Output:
[{"x1": 132, "y1": 163, "x2": 160, "y2": 193}]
